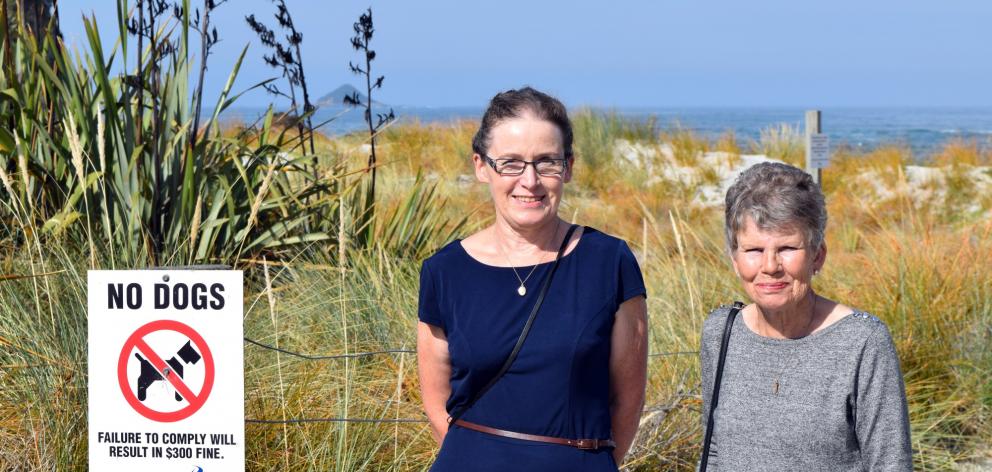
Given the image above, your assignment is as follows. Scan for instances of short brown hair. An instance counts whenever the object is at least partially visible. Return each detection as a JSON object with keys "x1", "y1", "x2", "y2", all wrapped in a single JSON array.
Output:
[{"x1": 471, "y1": 86, "x2": 573, "y2": 158}]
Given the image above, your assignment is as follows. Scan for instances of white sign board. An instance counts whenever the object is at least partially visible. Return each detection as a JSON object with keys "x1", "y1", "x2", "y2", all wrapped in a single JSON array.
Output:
[
  {"x1": 88, "y1": 270, "x2": 244, "y2": 471},
  {"x1": 809, "y1": 134, "x2": 830, "y2": 169}
]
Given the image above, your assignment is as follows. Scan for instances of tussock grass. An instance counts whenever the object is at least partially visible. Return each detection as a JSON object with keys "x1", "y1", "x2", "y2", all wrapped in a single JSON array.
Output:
[
  {"x1": 5, "y1": 0, "x2": 987, "y2": 468},
  {"x1": 3, "y1": 115, "x2": 992, "y2": 470},
  {"x1": 750, "y1": 123, "x2": 805, "y2": 167}
]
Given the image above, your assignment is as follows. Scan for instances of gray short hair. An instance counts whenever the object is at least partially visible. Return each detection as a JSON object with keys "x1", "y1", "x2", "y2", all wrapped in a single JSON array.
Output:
[{"x1": 724, "y1": 162, "x2": 827, "y2": 254}]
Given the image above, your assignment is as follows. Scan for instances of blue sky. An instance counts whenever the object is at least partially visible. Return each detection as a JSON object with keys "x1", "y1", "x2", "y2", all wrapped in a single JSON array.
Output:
[{"x1": 56, "y1": 0, "x2": 992, "y2": 108}]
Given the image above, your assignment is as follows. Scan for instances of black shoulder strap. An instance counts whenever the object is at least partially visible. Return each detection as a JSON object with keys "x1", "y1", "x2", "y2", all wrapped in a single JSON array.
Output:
[
  {"x1": 700, "y1": 301, "x2": 745, "y2": 472},
  {"x1": 448, "y1": 224, "x2": 579, "y2": 425}
]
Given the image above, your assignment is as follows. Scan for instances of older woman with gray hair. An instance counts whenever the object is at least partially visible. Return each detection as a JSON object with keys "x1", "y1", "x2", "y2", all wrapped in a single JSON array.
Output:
[{"x1": 698, "y1": 162, "x2": 913, "y2": 471}]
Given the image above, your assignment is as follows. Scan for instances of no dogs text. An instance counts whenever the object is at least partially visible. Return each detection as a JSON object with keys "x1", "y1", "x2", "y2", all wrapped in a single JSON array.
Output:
[{"x1": 107, "y1": 282, "x2": 225, "y2": 310}]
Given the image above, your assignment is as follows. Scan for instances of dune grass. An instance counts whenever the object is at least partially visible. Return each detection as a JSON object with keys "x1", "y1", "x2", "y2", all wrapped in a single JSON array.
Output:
[
  {"x1": 4, "y1": 1, "x2": 989, "y2": 468},
  {"x1": 4, "y1": 112, "x2": 992, "y2": 470}
]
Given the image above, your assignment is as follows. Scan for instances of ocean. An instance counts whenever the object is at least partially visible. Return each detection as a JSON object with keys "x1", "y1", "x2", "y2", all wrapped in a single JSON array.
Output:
[{"x1": 219, "y1": 106, "x2": 992, "y2": 159}]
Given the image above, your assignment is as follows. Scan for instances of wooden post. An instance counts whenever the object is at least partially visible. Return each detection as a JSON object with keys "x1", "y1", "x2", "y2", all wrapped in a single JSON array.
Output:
[{"x1": 805, "y1": 110, "x2": 822, "y2": 185}]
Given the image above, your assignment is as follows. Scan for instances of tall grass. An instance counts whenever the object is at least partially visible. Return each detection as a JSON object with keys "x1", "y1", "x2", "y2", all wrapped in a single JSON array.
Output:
[
  {"x1": 4, "y1": 195, "x2": 989, "y2": 470},
  {"x1": 0, "y1": 2, "x2": 470, "y2": 469},
  {"x1": 572, "y1": 109, "x2": 658, "y2": 192},
  {"x1": 2, "y1": 3, "x2": 991, "y2": 468},
  {"x1": 750, "y1": 122, "x2": 805, "y2": 166},
  {"x1": 4, "y1": 115, "x2": 991, "y2": 469}
]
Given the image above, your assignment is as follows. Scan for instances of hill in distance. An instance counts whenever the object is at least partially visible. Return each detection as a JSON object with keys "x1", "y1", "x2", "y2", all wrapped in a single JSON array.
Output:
[{"x1": 315, "y1": 84, "x2": 387, "y2": 107}]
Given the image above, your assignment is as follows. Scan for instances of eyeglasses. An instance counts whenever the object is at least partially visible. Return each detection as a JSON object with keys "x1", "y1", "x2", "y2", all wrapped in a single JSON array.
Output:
[{"x1": 483, "y1": 155, "x2": 568, "y2": 176}]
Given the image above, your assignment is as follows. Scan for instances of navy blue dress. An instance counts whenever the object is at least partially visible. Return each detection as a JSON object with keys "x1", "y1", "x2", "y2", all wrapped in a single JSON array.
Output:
[{"x1": 419, "y1": 227, "x2": 646, "y2": 471}]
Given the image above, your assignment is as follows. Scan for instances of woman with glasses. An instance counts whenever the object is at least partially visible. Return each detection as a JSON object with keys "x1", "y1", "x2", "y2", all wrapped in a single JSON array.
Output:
[
  {"x1": 699, "y1": 162, "x2": 913, "y2": 471},
  {"x1": 417, "y1": 87, "x2": 648, "y2": 471}
]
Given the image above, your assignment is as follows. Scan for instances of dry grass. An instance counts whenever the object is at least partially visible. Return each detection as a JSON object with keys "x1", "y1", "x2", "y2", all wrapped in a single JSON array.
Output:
[{"x1": 2, "y1": 116, "x2": 991, "y2": 471}]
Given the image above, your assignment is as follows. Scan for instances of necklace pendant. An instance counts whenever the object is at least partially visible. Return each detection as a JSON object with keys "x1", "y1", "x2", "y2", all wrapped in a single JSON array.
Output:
[
  {"x1": 517, "y1": 285, "x2": 527, "y2": 296},
  {"x1": 773, "y1": 380, "x2": 780, "y2": 395}
]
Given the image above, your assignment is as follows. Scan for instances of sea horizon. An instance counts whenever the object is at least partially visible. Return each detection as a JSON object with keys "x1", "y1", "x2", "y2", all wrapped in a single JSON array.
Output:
[{"x1": 217, "y1": 105, "x2": 992, "y2": 159}]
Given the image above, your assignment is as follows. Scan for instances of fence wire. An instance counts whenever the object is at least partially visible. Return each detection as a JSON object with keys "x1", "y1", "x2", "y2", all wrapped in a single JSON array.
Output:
[
  {"x1": 244, "y1": 337, "x2": 415, "y2": 360},
  {"x1": 243, "y1": 336, "x2": 699, "y2": 425}
]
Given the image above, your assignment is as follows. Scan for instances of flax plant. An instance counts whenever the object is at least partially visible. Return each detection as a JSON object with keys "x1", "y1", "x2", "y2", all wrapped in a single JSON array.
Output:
[{"x1": 0, "y1": 0, "x2": 365, "y2": 265}]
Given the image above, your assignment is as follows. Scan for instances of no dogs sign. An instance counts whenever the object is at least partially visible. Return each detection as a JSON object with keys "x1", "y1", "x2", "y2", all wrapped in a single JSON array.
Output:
[{"x1": 88, "y1": 270, "x2": 244, "y2": 471}]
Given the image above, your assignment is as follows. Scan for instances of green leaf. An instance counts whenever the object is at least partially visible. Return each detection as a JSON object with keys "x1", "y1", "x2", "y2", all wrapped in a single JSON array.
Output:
[
  {"x1": 42, "y1": 211, "x2": 83, "y2": 235},
  {"x1": 0, "y1": 88, "x2": 19, "y2": 107},
  {"x1": 0, "y1": 128, "x2": 15, "y2": 153}
]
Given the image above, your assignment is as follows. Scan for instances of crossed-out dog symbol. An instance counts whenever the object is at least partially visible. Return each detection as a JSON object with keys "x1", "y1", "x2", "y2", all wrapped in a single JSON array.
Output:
[{"x1": 133, "y1": 340, "x2": 202, "y2": 401}]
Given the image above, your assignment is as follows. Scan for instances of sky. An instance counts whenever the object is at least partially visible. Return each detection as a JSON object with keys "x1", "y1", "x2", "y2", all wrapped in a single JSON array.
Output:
[{"x1": 55, "y1": 0, "x2": 992, "y2": 108}]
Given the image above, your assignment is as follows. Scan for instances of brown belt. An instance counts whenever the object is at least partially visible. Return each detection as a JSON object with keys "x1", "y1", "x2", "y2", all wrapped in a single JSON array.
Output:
[{"x1": 452, "y1": 419, "x2": 616, "y2": 450}]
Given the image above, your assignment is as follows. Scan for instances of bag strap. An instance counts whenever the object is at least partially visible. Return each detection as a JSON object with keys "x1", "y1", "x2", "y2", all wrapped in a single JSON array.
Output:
[
  {"x1": 448, "y1": 223, "x2": 579, "y2": 425},
  {"x1": 700, "y1": 301, "x2": 745, "y2": 472}
]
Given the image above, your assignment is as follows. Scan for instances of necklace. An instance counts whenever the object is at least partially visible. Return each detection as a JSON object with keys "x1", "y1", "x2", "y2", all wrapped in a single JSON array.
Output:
[
  {"x1": 496, "y1": 221, "x2": 562, "y2": 297},
  {"x1": 768, "y1": 293, "x2": 818, "y2": 395}
]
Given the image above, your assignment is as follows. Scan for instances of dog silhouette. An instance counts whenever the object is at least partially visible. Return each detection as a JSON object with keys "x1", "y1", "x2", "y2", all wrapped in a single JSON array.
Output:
[{"x1": 134, "y1": 340, "x2": 202, "y2": 401}]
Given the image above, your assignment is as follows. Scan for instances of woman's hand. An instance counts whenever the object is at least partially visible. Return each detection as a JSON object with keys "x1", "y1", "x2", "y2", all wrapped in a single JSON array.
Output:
[
  {"x1": 417, "y1": 321, "x2": 453, "y2": 445},
  {"x1": 609, "y1": 295, "x2": 648, "y2": 465}
]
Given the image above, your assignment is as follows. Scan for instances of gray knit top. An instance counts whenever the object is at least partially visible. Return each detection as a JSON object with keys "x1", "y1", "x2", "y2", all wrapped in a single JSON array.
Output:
[{"x1": 700, "y1": 306, "x2": 913, "y2": 471}]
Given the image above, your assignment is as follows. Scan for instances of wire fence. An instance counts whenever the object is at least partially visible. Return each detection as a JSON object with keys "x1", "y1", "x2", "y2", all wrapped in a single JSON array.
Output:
[
  {"x1": 243, "y1": 336, "x2": 699, "y2": 425},
  {"x1": 244, "y1": 337, "x2": 415, "y2": 360}
]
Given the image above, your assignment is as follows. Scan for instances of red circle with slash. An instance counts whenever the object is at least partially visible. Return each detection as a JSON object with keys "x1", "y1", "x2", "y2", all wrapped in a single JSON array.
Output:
[{"x1": 117, "y1": 320, "x2": 215, "y2": 422}]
